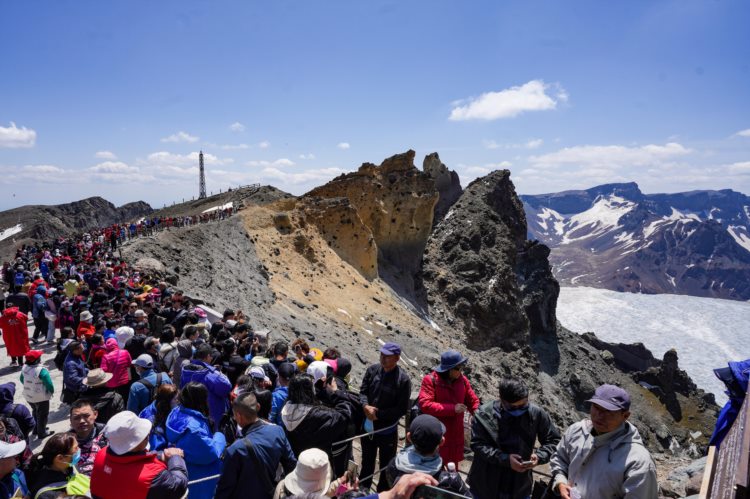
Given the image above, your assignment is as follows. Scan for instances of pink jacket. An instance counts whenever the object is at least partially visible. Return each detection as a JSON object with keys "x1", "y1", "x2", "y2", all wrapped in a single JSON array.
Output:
[{"x1": 101, "y1": 338, "x2": 132, "y2": 388}]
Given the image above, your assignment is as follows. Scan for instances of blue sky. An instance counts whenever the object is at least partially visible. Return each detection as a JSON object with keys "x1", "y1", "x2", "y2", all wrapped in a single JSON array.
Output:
[{"x1": 1, "y1": 0, "x2": 749, "y2": 210}]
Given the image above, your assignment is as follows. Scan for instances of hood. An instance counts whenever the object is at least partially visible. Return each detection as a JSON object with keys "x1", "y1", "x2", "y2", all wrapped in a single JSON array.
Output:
[
  {"x1": 394, "y1": 446, "x2": 443, "y2": 475},
  {"x1": 176, "y1": 340, "x2": 193, "y2": 358},
  {"x1": 0, "y1": 383, "x2": 16, "y2": 408},
  {"x1": 36, "y1": 286, "x2": 47, "y2": 295},
  {"x1": 165, "y1": 406, "x2": 209, "y2": 442},
  {"x1": 281, "y1": 403, "x2": 313, "y2": 432},
  {"x1": 105, "y1": 338, "x2": 119, "y2": 352},
  {"x1": 2, "y1": 307, "x2": 19, "y2": 318}
]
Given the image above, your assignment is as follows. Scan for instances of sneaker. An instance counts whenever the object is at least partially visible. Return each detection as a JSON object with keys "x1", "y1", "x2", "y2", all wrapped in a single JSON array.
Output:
[
  {"x1": 31, "y1": 338, "x2": 40, "y2": 345},
  {"x1": 37, "y1": 430, "x2": 55, "y2": 439},
  {"x1": 8, "y1": 361, "x2": 16, "y2": 367}
]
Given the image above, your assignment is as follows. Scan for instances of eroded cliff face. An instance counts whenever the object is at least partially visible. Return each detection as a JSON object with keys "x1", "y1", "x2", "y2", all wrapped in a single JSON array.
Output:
[
  {"x1": 423, "y1": 152, "x2": 462, "y2": 225},
  {"x1": 306, "y1": 151, "x2": 439, "y2": 279},
  {"x1": 419, "y1": 170, "x2": 558, "y2": 350}
]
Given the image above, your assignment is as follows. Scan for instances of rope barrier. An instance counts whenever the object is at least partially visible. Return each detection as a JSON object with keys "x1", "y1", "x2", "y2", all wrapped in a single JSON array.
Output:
[
  {"x1": 331, "y1": 421, "x2": 400, "y2": 448},
  {"x1": 187, "y1": 474, "x2": 222, "y2": 485}
]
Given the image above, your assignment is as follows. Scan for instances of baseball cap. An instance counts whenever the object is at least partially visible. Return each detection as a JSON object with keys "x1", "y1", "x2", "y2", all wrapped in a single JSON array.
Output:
[
  {"x1": 379, "y1": 342, "x2": 401, "y2": 356},
  {"x1": 247, "y1": 366, "x2": 268, "y2": 382},
  {"x1": 586, "y1": 384, "x2": 631, "y2": 411},
  {"x1": 25, "y1": 350, "x2": 43, "y2": 363},
  {"x1": 132, "y1": 354, "x2": 154, "y2": 369},
  {"x1": 307, "y1": 361, "x2": 329, "y2": 384},
  {"x1": 409, "y1": 414, "x2": 446, "y2": 452},
  {"x1": 0, "y1": 440, "x2": 26, "y2": 459},
  {"x1": 104, "y1": 411, "x2": 152, "y2": 455}
]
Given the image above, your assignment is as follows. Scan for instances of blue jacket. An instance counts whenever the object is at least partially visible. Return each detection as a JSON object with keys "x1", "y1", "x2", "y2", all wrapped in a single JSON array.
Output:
[
  {"x1": 63, "y1": 353, "x2": 88, "y2": 394},
  {"x1": 180, "y1": 360, "x2": 232, "y2": 430},
  {"x1": 0, "y1": 469, "x2": 28, "y2": 499},
  {"x1": 31, "y1": 288, "x2": 47, "y2": 319},
  {"x1": 166, "y1": 406, "x2": 226, "y2": 499},
  {"x1": 139, "y1": 402, "x2": 168, "y2": 451},
  {"x1": 269, "y1": 386, "x2": 288, "y2": 426},
  {"x1": 710, "y1": 358, "x2": 750, "y2": 448},
  {"x1": 127, "y1": 369, "x2": 173, "y2": 415},
  {"x1": 0, "y1": 383, "x2": 35, "y2": 439},
  {"x1": 214, "y1": 420, "x2": 296, "y2": 499}
]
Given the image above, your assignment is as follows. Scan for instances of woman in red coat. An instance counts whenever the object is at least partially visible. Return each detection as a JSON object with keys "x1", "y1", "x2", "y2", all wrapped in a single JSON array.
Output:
[
  {"x1": 418, "y1": 350, "x2": 480, "y2": 466},
  {"x1": 0, "y1": 306, "x2": 31, "y2": 367}
]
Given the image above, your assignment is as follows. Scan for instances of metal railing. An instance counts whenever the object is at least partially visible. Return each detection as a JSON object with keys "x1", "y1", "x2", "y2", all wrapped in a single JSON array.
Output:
[{"x1": 701, "y1": 385, "x2": 750, "y2": 498}]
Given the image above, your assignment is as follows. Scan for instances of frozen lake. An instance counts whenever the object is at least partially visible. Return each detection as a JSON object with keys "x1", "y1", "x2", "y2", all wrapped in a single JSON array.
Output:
[{"x1": 557, "y1": 286, "x2": 750, "y2": 405}]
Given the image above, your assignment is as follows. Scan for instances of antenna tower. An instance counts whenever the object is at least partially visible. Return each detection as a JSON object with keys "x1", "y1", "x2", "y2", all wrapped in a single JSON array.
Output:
[{"x1": 198, "y1": 150, "x2": 206, "y2": 199}]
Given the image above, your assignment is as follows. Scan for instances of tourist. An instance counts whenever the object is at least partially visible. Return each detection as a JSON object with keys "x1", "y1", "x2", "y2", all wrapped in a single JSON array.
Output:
[
  {"x1": 26, "y1": 433, "x2": 90, "y2": 498},
  {"x1": 100, "y1": 337, "x2": 132, "y2": 403},
  {"x1": 418, "y1": 350, "x2": 479, "y2": 466},
  {"x1": 550, "y1": 384, "x2": 658, "y2": 498},
  {"x1": 90, "y1": 411, "x2": 188, "y2": 499},
  {"x1": 270, "y1": 362, "x2": 295, "y2": 425},
  {"x1": 127, "y1": 354, "x2": 173, "y2": 415},
  {"x1": 68, "y1": 400, "x2": 107, "y2": 477},
  {"x1": 170, "y1": 339, "x2": 193, "y2": 387},
  {"x1": 31, "y1": 286, "x2": 49, "y2": 345},
  {"x1": 468, "y1": 377, "x2": 560, "y2": 499},
  {"x1": 62, "y1": 342, "x2": 88, "y2": 404},
  {"x1": 272, "y1": 448, "x2": 356, "y2": 499},
  {"x1": 290, "y1": 338, "x2": 323, "y2": 372},
  {"x1": 82, "y1": 369, "x2": 125, "y2": 424},
  {"x1": 20, "y1": 349, "x2": 54, "y2": 439},
  {"x1": 165, "y1": 382, "x2": 226, "y2": 498},
  {"x1": 180, "y1": 344, "x2": 232, "y2": 430},
  {"x1": 281, "y1": 373, "x2": 351, "y2": 465},
  {"x1": 0, "y1": 305, "x2": 30, "y2": 367},
  {"x1": 139, "y1": 384, "x2": 178, "y2": 452},
  {"x1": 0, "y1": 383, "x2": 35, "y2": 441},
  {"x1": 0, "y1": 440, "x2": 29, "y2": 498},
  {"x1": 359, "y1": 342, "x2": 412, "y2": 492},
  {"x1": 75, "y1": 310, "x2": 95, "y2": 341},
  {"x1": 384, "y1": 414, "x2": 469, "y2": 495}
]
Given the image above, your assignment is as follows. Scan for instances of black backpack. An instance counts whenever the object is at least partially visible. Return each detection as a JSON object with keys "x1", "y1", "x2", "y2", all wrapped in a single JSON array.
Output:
[
  {"x1": 135, "y1": 373, "x2": 164, "y2": 403},
  {"x1": 1, "y1": 404, "x2": 29, "y2": 440}
]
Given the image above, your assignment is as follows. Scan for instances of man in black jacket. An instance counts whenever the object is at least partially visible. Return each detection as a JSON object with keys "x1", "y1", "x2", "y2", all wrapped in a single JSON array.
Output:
[
  {"x1": 359, "y1": 342, "x2": 411, "y2": 492},
  {"x1": 468, "y1": 377, "x2": 560, "y2": 499}
]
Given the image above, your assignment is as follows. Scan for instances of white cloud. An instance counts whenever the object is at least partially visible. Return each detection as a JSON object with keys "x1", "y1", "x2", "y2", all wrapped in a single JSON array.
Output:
[
  {"x1": 143, "y1": 151, "x2": 232, "y2": 167},
  {"x1": 220, "y1": 144, "x2": 249, "y2": 150},
  {"x1": 450, "y1": 80, "x2": 567, "y2": 121},
  {"x1": 160, "y1": 131, "x2": 199, "y2": 143},
  {"x1": 0, "y1": 122, "x2": 36, "y2": 148},
  {"x1": 0, "y1": 165, "x2": 70, "y2": 184},
  {"x1": 734, "y1": 129, "x2": 750, "y2": 138},
  {"x1": 299, "y1": 153, "x2": 316, "y2": 160},
  {"x1": 258, "y1": 141, "x2": 270, "y2": 149},
  {"x1": 529, "y1": 142, "x2": 692, "y2": 169},
  {"x1": 337, "y1": 142, "x2": 350, "y2": 150},
  {"x1": 728, "y1": 161, "x2": 750, "y2": 174},
  {"x1": 246, "y1": 158, "x2": 295, "y2": 168},
  {"x1": 94, "y1": 151, "x2": 117, "y2": 160},
  {"x1": 525, "y1": 139, "x2": 544, "y2": 149},
  {"x1": 88, "y1": 161, "x2": 147, "y2": 183},
  {"x1": 229, "y1": 122, "x2": 245, "y2": 132}
]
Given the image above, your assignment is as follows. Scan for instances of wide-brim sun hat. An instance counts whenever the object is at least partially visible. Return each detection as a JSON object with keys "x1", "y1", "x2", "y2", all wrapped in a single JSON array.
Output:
[
  {"x1": 83, "y1": 368, "x2": 113, "y2": 387},
  {"x1": 104, "y1": 411, "x2": 153, "y2": 455},
  {"x1": 434, "y1": 350, "x2": 468, "y2": 373},
  {"x1": 284, "y1": 448, "x2": 332, "y2": 496}
]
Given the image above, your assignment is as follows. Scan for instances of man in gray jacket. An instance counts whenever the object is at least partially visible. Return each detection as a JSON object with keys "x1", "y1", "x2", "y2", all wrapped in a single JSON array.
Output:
[{"x1": 550, "y1": 384, "x2": 658, "y2": 499}]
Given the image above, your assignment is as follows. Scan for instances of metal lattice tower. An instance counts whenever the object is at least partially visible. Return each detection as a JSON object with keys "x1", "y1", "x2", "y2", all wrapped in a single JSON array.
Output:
[{"x1": 198, "y1": 150, "x2": 206, "y2": 199}]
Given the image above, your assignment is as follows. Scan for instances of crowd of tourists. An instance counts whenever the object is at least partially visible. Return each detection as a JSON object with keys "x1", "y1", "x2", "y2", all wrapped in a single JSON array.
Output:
[{"x1": 0, "y1": 224, "x2": 661, "y2": 499}]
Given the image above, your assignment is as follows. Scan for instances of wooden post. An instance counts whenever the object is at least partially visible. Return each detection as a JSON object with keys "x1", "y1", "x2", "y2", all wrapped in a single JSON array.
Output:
[{"x1": 700, "y1": 446, "x2": 717, "y2": 498}]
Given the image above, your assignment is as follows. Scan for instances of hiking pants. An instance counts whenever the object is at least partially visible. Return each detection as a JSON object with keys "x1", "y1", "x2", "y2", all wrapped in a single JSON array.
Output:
[
  {"x1": 360, "y1": 431, "x2": 398, "y2": 492},
  {"x1": 32, "y1": 315, "x2": 48, "y2": 341},
  {"x1": 30, "y1": 401, "x2": 49, "y2": 438}
]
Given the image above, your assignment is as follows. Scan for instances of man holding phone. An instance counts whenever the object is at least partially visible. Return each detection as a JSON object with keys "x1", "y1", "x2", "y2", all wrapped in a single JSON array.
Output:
[{"x1": 468, "y1": 377, "x2": 560, "y2": 499}]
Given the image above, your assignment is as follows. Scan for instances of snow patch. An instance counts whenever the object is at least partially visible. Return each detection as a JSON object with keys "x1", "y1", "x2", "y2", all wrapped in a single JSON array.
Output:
[
  {"x1": 643, "y1": 208, "x2": 701, "y2": 239},
  {"x1": 428, "y1": 318, "x2": 442, "y2": 332},
  {"x1": 561, "y1": 195, "x2": 635, "y2": 245},
  {"x1": 537, "y1": 207, "x2": 566, "y2": 235},
  {"x1": 727, "y1": 225, "x2": 750, "y2": 254},
  {"x1": 337, "y1": 308, "x2": 351, "y2": 318},
  {"x1": 0, "y1": 224, "x2": 22, "y2": 242},
  {"x1": 202, "y1": 202, "x2": 233, "y2": 214}
]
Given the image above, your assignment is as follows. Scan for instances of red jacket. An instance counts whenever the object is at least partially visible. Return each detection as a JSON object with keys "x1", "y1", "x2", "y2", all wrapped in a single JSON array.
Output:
[
  {"x1": 418, "y1": 372, "x2": 480, "y2": 465},
  {"x1": 0, "y1": 307, "x2": 30, "y2": 357},
  {"x1": 91, "y1": 447, "x2": 167, "y2": 499},
  {"x1": 76, "y1": 321, "x2": 96, "y2": 340}
]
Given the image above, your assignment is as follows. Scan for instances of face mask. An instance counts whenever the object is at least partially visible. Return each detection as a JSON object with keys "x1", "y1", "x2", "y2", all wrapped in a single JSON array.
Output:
[
  {"x1": 145, "y1": 442, "x2": 151, "y2": 452},
  {"x1": 364, "y1": 418, "x2": 374, "y2": 434},
  {"x1": 506, "y1": 406, "x2": 529, "y2": 417},
  {"x1": 69, "y1": 449, "x2": 81, "y2": 467}
]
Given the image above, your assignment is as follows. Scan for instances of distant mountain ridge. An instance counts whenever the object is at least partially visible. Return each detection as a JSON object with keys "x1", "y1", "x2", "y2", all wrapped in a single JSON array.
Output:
[
  {"x1": 522, "y1": 182, "x2": 750, "y2": 300},
  {"x1": 0, "y1": 196, "x2": 152, "y2": 261}
]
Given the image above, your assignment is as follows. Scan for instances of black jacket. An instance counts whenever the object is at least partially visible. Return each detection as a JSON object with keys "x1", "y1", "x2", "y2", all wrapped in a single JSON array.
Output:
[
  {"x1": 281, "y1": 402, "x2": 351, "y2": 462},
  {"x1": 359, "y1": 364, "x2": 411, "y2": 430},
  {"x1": 468, "y1": 401, "x2": 560, "y2": 499},
  {"x1": 5, "y1": 293, "x2": 31, "y2": 315},
  {"x1": 87, "y1": 386, "x2": 125, "y2": 424}
]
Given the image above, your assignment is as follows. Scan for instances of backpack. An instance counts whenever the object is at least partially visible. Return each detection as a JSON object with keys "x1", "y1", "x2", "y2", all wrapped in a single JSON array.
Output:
[
  {"x1": 0, "y1": 417, "x2": 32, "y2": 467},
  {"x1": 1, "y1": 404, "x2": 29, "y2": 441},
  {"x1": 14, "y1": 272, "x2": 23, "y2": 287},
  {"x1": 135, "y1": 373, "x2": 164, "y2": 403}
]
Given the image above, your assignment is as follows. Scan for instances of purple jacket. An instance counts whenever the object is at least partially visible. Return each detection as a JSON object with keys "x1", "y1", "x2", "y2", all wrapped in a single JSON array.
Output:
[{"x1": 179, "y1": 360, "x2": 232, "y2": 430}]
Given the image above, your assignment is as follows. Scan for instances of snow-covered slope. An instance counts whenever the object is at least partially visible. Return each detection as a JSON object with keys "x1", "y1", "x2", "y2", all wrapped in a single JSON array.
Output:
[
  {"x1": 522, "y1": 183, "x2": 750, "y2": 300},
  {"x1": 558, "y1": 286, "x2": 750, "y2": 404}
]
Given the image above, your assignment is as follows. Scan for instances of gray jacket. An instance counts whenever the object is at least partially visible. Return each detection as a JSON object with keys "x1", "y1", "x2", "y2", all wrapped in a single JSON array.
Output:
[{"x1": 550, "y1": 420, "x2": 658, "y2": 499}]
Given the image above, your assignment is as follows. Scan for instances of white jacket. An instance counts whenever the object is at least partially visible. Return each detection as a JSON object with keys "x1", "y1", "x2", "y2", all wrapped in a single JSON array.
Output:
[{"x1": 550, "y1": 420, "x2": 658, "y2": 499}]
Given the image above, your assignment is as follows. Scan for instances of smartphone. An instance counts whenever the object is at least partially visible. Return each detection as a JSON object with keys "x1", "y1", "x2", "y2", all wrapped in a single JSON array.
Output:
[
  {"x1": 413, "y1": 485, "x2": 471, "y2": 499},
  {"x1": 347, "y1": 460, "x2": 359, "y2": 484},
  {"x1": 521, "y1": 460, "x2": 534, "y2": 466}
]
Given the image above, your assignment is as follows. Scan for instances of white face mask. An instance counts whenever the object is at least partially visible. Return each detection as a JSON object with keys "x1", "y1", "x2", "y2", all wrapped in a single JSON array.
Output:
[{"x1": 145, "y1": 442, "x2": 151, "y2": 452}]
